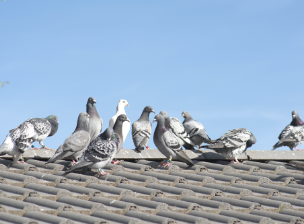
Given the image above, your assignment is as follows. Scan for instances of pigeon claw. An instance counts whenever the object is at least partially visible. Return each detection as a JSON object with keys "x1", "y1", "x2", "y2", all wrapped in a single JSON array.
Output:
[{"x1": 71, "y1": 160, "x2": 77, "y2": 166}]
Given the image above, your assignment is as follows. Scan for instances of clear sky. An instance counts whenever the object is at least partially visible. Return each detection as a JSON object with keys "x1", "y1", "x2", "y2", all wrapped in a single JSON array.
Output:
[{"x1": 1, "y1": 1, "x2": 303, "y2": 151}]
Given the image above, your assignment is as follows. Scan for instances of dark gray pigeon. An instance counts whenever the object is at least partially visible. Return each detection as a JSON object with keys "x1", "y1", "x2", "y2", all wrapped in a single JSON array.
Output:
[
  {"x1": 0, "y1": 115, "x2": 59, "y2": 167},
  {"x1": 182, "y1": 111, "x2": 212, "y2": 148},
  {"x1": 153, "y1": 114, "x2": 194, "y2": 167},
  {"x1": 46, "y1": 112, "x2": 90, "y2": 165},
  {"x1": 201, "y1": 128, "x2": 256, "y2": 163},
  {"x1": 86, "y1": 97, "x2": 103, "y2": 141},
  {"x1": 132, "y1": 106, "x2": 155, "y2": 152},
  {"x1": 159, "y1": 111, "x2": 195, "y2": 149},
  {"x1": 273, "y1": 110, "x2": 304, "y2": 151},
  {"x1": 65, "y1": 114, "x2": 130, "y2": 176}
]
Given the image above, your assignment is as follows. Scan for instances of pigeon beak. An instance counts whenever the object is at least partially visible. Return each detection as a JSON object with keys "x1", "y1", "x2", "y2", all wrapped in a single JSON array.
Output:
[
  {"x1": 182, "y1": 114, "x2": 184, "y2": 117},
  {"x1": 126, "y1": 119, "x2": 130, "y2": 122},
  {"x1": 152, "y1": 110, "x2": 155, "y2": 113},
  {"x1": 93, "y1": 100, "x2": 96, "y2": 103},
  {"x1": 153, "y1": 119, "x2": 156, "y2": 123},
  {"x1": 126, "y1": 104, "x2": 129, "y2": 107},
  {"x1": 292, "y1": 115, "x2": 295, "y2": 118}
]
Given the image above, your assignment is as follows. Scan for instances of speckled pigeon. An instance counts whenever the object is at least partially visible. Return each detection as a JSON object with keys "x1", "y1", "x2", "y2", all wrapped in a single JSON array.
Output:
[
  {"x1": 132, "y1": 106, "x2": 155, "y2": 152},
  {"x1": 66, "y1": 114, "x2": 130, "y2": 176},
  {"x1": 109, "y1": 99, "x2": 130, "y2": 144},
  {"x1": 182, "y1": 111, "x2": 212, "y2": 148},
  {"x1": 153, "y1": 114, "x2": 194, "y2": 167},
  {"x1": 273, "y1": 110, "x2": 304, "y2": 151},
  {"x1": 46, "y1": 112, "x2": 90, "y2": 165},
  {"x1": 0, "y1": 115, "x2": 59, "y2": 167},
  {"x1": 159, "y1": 111, "x2": 195, "y2": 149},
  {"x1": 201, "y1": 128, "x2": 256, "y2": 163},
  {"x1": 86, "y1": 97, "x2": 103, "y2": 140}
]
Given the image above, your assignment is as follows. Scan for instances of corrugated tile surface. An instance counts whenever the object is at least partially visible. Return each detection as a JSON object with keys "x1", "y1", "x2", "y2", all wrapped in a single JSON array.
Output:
[{"x1": 1, "y1": 152, "x2": 304, "y2": 224}]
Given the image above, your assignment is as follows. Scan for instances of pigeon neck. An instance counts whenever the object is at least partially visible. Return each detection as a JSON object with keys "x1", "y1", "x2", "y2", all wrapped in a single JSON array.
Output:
[
  {"x1": 87, "y1": 103, "x2": 99, "y2": 117},
  {"x1": 138, "y1": 111, "x2": 150, "y2": 121},
  {"x1": 48, "y1": 119, "x2": 59, "y2": 137},
  {"x1": 74, "y1": 119, "x2": 89, "y2": 134},
  {"x1": 113, "y1": 120, "x2": 124, "y2": 140},
  {"x1": 116, "y1": 104, "x2": 126, "y2": 114},
  {"x1": 290, "y1": 116, "x2": 304, "y2": 126},
  {"x1": 156, "y1": 121, "x2": 167, "y2": 134},
  {"x1": 164, "y1": 117, "x2": 170, "y2": 129},
  {"x1": 183, "y1": 116, "x2": 193, "y2": 123}
]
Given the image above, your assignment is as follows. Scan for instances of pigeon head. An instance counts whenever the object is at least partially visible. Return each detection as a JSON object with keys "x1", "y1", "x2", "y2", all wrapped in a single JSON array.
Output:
[
  {"x1": 159, "y1": 111, "x2": 170, "y2": 129},
  {"x1": 181, "y1": 111, "x2": 193, "y2": 122},
  {"x1": 247, "y1": 133, "x2": 257, "y2": 148},
  {"x1": 153, "y1": 114, "x2": 165, "y2": 124},
  {"x1": 87, "y1": 97, "x2": 96, "y2": 107},
  {"x1": 45, "y1": 115, "x2": 59, "y2": 137},
  {"x1": 117, "y1": 99, "x2": 129, "y2": 111},
  {"x1": 74, "y1": 112, "x2": 90, "y2": 132},
  {"x1": 290, "y1": 110, "x2": 304, "y2": 126},
  {"x1": 144, "y1": 106, "x2": 155, "y2": 114},
  {"x1": 116, "y1": 114, "x2": 130, "y2": 122}
]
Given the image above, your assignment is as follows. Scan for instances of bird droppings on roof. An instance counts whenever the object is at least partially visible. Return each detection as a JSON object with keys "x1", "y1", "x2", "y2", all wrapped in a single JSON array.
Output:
[{"x1": 1, "y1": 149, "x2": 304, "y2": 224}]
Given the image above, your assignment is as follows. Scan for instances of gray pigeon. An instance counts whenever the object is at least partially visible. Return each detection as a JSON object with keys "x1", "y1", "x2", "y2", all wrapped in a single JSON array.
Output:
[
  {"x1": 0, "y1": 115, "x2": 59, "y2": 167},
  {"x1": 182, "y1": 111, "x2": 212, "y2": 148},
  {"x1": 132, "y1": 106, "x2": 155, "y2": 152},
  {"x1": 273, "y1": 110, "x2": 304, "y2": 151},
  {"x1": 86, "y1": 97, "x2": 103, "y2": 140},
  {"x1": 46, "y1": 112, "x2": 90, "y2": 164},
  {"x1": 159, "y1": 111, "x2": 195, "y2": 149},
  {"x1": 65, "y1": 114, "x2": 130, "y2": 176},
  {"x1": 201, "y1": 128, "x2": 256, "y2": 163},
  {"x1": 153, "y1": 114, "x2": 194, "y2": 167}
]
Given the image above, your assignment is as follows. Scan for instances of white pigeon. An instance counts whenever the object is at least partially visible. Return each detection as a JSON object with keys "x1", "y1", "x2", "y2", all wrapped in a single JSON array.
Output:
[{"x1": 109, "y1": 99, "x2": 130, "y2": 144}]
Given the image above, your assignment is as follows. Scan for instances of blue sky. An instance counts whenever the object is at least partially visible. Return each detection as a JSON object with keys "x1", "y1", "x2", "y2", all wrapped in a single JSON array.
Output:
[{"x1": 1, "y1": 1, "x2": 303, "y2": 151}]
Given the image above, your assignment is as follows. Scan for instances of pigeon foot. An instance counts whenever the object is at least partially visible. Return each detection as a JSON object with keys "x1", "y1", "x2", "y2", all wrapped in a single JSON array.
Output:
[
  {"x1": 296, "y1": 147, "x2": 303, "y2": 151},
  {"x1": 232, "y1": 159, "x2": 241, "y2": 164},
  {"x1": 71, "y1": 160, "x2": 77, "y2": 165},
  {"x1": 159, "y1": 160, "x2": 172, "y2": 168},
  {"x1": 98, "y1": 171, "x2": 109, "y2": 177},
  {"x1": 111, "y1": 160, "x2": 122, "y2": 165},
  {"x1": 18, "y1": 161, "x2": 27, "y2": 164}
]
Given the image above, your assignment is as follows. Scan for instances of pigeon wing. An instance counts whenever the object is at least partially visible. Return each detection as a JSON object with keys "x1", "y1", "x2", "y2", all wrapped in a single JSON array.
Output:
[
  {"x1": 85, "y1": 134, "x2": 119, "y2": 162},
  {"x1": 163, "y1": 131, "x2": 194, "y2": 165},
  {"x1": 132, "y1": 120, "x2": 152, "y2": 147},
  {"x1": 169, "y1": 117, "x2": 195, "y2": 146},
  {"x1": 27, "y1": 118, "x2": 51, "y2": 136},
  {"x1": 278, "y1": 125, "x2": 293, "y2": 140},
  {"x1": 15, "y1": 122, "x2": 36, "y2": 152}
]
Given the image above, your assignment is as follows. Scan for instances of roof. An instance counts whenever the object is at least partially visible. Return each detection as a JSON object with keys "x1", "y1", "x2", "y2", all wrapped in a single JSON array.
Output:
[{"x1": 1, "y1": 149, "x2": 304, "y2": 224}]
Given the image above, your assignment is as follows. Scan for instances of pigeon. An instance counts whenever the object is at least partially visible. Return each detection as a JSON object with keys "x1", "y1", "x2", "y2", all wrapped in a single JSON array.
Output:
[
  {"x1": 273, "y1": 110, "x2": 304, "y2": 151},
  {"x1": 132, "y1": 106, "x2": 155, "y2": 152},
  {"x1": 109, "y1": 99, "x2": 130, "y2": 144},
  {"x1": 86, "y1": 97, "x2": 103, "y2": 141},
  {"x1": 46, "y1": 112, "x2": 90, "y2": 165},
  {"x1": 66, "y1": 114, "x2": 130, "y2": 176},
  {"x1": 153, "y1": 114, "x2": 194, "y2": 167},
  {"x1": 201, "y1": 128, "x2": 256, "y2": 163},
  {"x1": 0, "y1": 115, "x2": 59, "y2": 167},
  {"x1": 159, "y1": 111, "x2": 195, "y2": 149},
  {"x1": 182, "y1": 111, "x2": 212, "y2": 148}
]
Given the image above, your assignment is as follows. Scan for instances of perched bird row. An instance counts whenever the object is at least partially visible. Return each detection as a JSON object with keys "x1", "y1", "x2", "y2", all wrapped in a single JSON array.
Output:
[{"x1": 0, "y1": 96, "x2": 303, "y2": 173}]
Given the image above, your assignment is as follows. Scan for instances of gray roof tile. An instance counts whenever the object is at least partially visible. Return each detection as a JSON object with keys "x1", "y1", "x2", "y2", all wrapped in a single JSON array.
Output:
[{"x1": 1, "y1": 152, "x2": 304, "y2": 224}]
